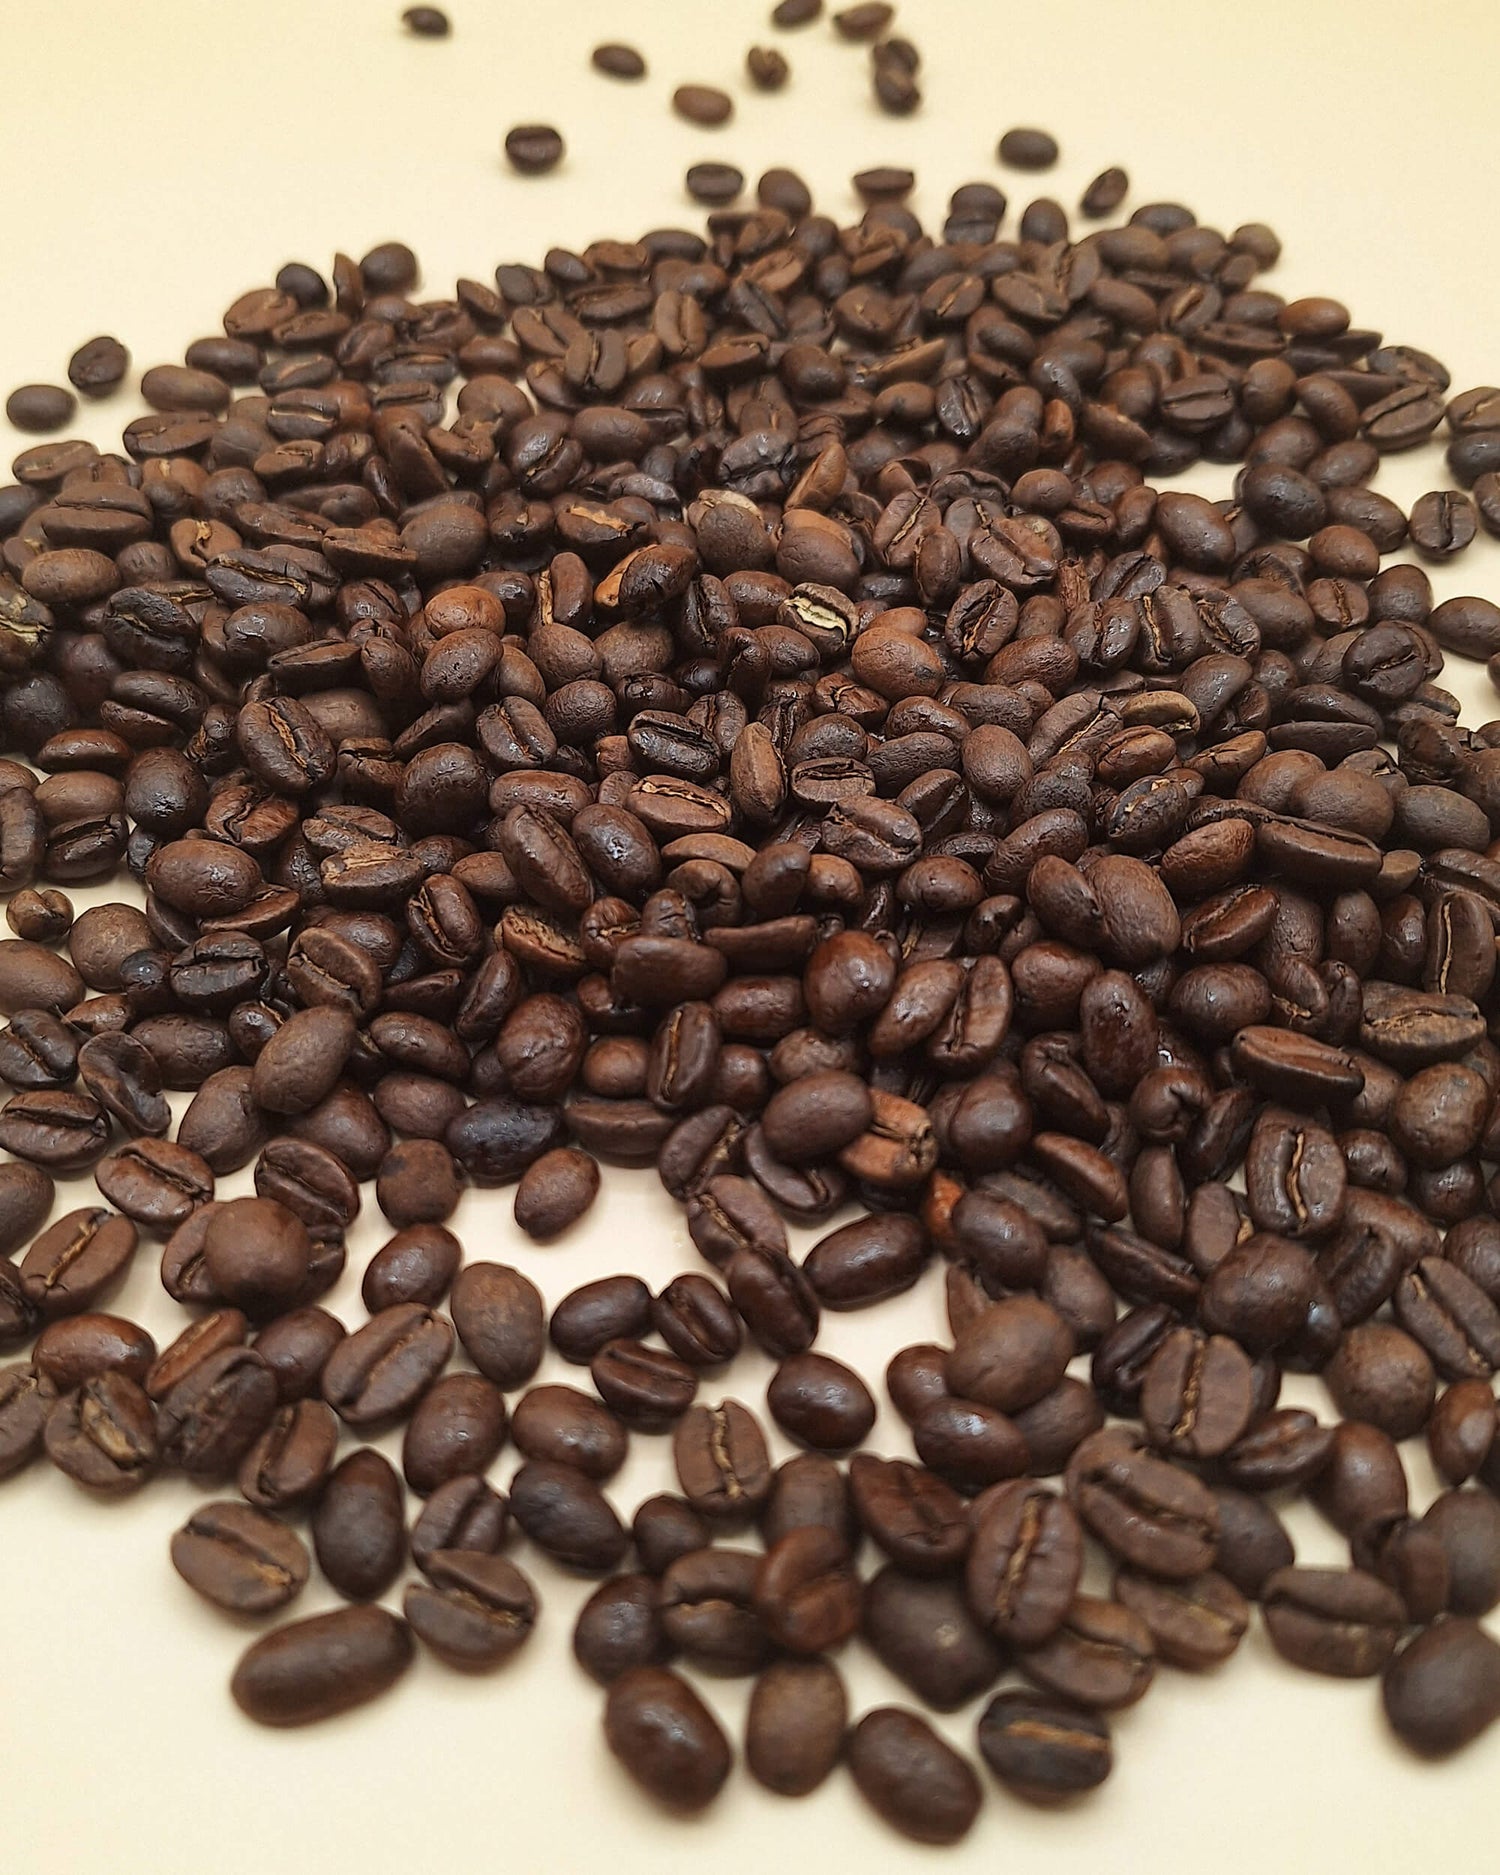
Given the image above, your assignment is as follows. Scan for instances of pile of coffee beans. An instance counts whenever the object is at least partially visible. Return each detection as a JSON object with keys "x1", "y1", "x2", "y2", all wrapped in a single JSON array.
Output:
[{"x1": 4, "y1": 157, "x2": 1500, "y2": 1841}]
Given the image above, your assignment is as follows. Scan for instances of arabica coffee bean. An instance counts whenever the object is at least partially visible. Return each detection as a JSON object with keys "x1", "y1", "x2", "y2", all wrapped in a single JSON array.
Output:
[
  {"x1": 1262, "y1": 1567, "x2": 1405, "y2": 1677},
  {"x1": 170, "y1": 1501, "x2": 310, "y2": 1614},
  {"x1": 592, "y1": 43, "x2": 646, "y2": 79},
  {"x1": 504, "y1": 125, "x2": 565, "y2": 174},
  {"x1": 746, "y1": 1657, "x2": 847, "y2": 1796},
  {"x1": 672, "y1": 86, "x2": 732, "y2": 127},
  {"x1": 1382, "y1": 1618, "x2": 1500, "y2": 1757},
  {"x1": 573, "y1": 1573, "x2": 666, "y2": 1685},
  {"x1": 514, "y1": 1147, "x2": 599, "y2": 1239},
  {"x1": 231, "y1": 1606, "x2": 414, "y2": 1726},
  {"x1": 847, "y1": 1706, "x2": 982, "y2": 1845},
  {"x1": 863, "y1": 1567, "x2": 1005, "y2": 1710},
  {"x1": 313, "y1": 1447, "x2": 407, "y2": 1600},
  {"x1": 44, "y1": 1371, "x2": 157, "y2": 1494},
  {"x1": 509, "y1": 1459, "x2": 627, "y2": 1573},
  {"x1": 450, "y1": 1263, "x2": 543, "y2": 1387},
  {"x1": 404, "y1": 1552, "x2": 538, "y2": 1671},
  {"x1": 604, "y1": 1666, "x2": 731, "y2": 1811},
  {"x1": 766, "y1": 1351, "x2": 875, "y2": 1451},
  {"x1": 0, "y1": 1162, "x2": 53, "y2": 1258},
  {"x1": 977, "y1": 1689, "x2": 1113, "y2": 1803}
]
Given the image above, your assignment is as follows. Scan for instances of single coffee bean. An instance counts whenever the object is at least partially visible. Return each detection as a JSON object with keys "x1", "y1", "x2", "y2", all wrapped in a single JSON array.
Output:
[
  {"x1": 514, "y1": 1146, "x2": 599, "y2": 1239},
  {"x1": 1382, "y1": 1618, "x2": 1500, "y2": 1757},
  {"x1": 1262, "y1": 1566, "x2": 1406, "y2": 1676},
  {"x1": 977, "y1": 1688, "x2": 1113, "y2": 1803},
  {"x1": 846, "y1": 1706, "x2": 982, "y2": 1846},
  {"x1": 512, "y1": 1382, "x2": 626, "y2": 1479},
  {"x1": 573, "y1": 1573, "x2": 667, "y2": 1685},
  {"x1": 604, "y1": 1666, "x2": 732, "y2": 1811},
  {"x1": 44, "y1": 1371, "x2": 157, "y2": 1495},
  {"x1": 0, "y1": 1361, "x2": 57, "y2": 1479},
  {"x1": 673, "y1": 1399, "x2": 771, "y2": 1522},
  {"x1": 745, "y1": 1657, "x2": 847, "y2": 1797},
  {"x1": 849, "y1": 1452, "x2": 970, "y2": 1575},
  {"x1": 230, "y1": 1606, "x2": 414, "y2": 1726},
  {"x1": 592, "y1": 42, "x2": 646, "y2": 79},
  {"x1": 966, "y1": 1479, "x2": 1084, "y2": 1647},
  {"x1": 509, "y1": 1458, "x2": 628, "y2": 1573},
  {"x1": 753, "y1": 1525, "x2": 862, "y2": 1654},
  {"x1": 237, "y1": 1398, "x2": 339, "y2": 1510},
  {"x1": 171, "y1": 1500, "x2": 310, "y2": 1614},
  {"x1": 321, "y1": 1303, "x2": 453, "y2": 1429},
  {"x1": 504, "y1": 125, "x2": 565, "y2": 174},
  {"x1": 410, "y1": 1474, "x2": 510, "y2": 1572},
  {"x1": 401, "y1": 1370, "x2": 509, "y2": 1495},
  {"x1": 404, "y1": 1551, "x2": 538, "y2": 1672},
  {"x1": 672, "y1": 85, "x2": 733, "y2": 127},
  {"x1": 766, "y1": 1350, "x2": 875, "y2": 1452},
  {"x1": 450, "y1": 1261, "x2": 544, "y2": 1387},
  {"x1": 0, "y1": 1161, "x2": 53, "y2": 1257},
  {"x1": 863, "y1": 1566, "x2": 1005, "y2": 1710},
  {"x1": 19, "y1": 1207, "x2": 136, "y2": 1319}
]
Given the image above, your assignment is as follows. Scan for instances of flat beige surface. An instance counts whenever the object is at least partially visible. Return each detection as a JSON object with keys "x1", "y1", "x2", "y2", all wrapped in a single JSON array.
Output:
[{"x1": 1, "y1": 1, "x2": 1498, "y2": 1869}]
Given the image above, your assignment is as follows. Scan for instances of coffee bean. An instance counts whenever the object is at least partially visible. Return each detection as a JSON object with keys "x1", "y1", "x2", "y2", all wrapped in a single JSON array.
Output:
[
  {"x1": 672, "y1": 86, "x2": 733, "y2": 127},
  {"x1": 864, "y1": 1567, "x2": 1005, "y2": 1710},
  {"x1": 966, "y1": 1479, "x2": 1083, "y2": 1647},
  {"x1": 592, "y1": 43, "x2": 645, "y2": 79},
  {"x1": 321, "y1": 1304, "x2": 453, "y2": 1428},
  {"x1": 573, "y1": 1573, "x2": 666, "y2": 1685},
  {"x1": 746, "y1": 1657, "x2": 847, "y2": 1796},
  {"x1": 67, "y1": 335, "x2": 128, "y2": 396},
  {"x1": 753, "y1": 1525, "x2": 861, "y2": 1654},
  {"x1": 504, "y1": 125, "x2": 564, "y2": 175},
  {"x1": 847, "y1": 1706, "x2": 982, "y2": 1846},
  {"x1": 604, "y1": 1666, "x2": 731, "y2": 1811},
  {"x1": 402, "y1": 7, "x2": 449, "y2": 35},
  {"x1": 410, "y1": 1475, "x2": 510, "y2": 1573},
  {"x1": 171, "y1": 1501, "x2": 309, "y2": 1614},
  {"x1": 405, "y1": 1551, "x2": 538, "y2": 1671},
  {"x1": 512, "y1": 1383, "x2": 626, "y2": 1479},
  {"x1": 673, "y1": 1399, "x2": 771, "y2": 1522},
  {"x1": 998, "y1": 127, "x2": 1059, "y2": 170},
  {"x1": 849, "y1": 1452, "x2": 970, "y2": 1575},
  {"x1": 514, "y1": 1147, "x2": 599, "y2": 1240},
  {"x1": 231, "y1": 1606, "x2": 414, "y2": 1726},
  {"x1": 450, "y1": 1262, "x2": 543, "y2": 1387},
  {"x1": 509, "y1": 1459, "x2": 627, "y2": 1573},
  {"x1": 20, "y1": 1207, "x2": 137, "y2": 1319},
  {"x1": 45, "y1": 1371, "x2": 157, "y2": 1494},
  {"x1": 1266, "y1": 1564, "x2": 1404, "y2": 1685},
  {"x1": 1383, "y1": 1618, "x2": 1500, "y2": 1757},
  {"x1": 686, "y1": 164, "x2": 745, "y2": 207},
  {"x1": 6, "y1": 384, "x2": 77, "y2": 433},
  {"x1": 978, "y1": 1688, "x2": 1113, "y2": 1803}
]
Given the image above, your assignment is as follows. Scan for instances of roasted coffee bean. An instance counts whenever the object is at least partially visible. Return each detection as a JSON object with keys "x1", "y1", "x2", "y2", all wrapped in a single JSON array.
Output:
[
  {"x1": 237, "y1": 1398, "x2": 339, "y2": 1510},
  {"x1": 230, "y1": 1606, "x2": 414, "y2": 1726},
  {"x1": 977, "y1": 1689, "x2": 1113, "y2": 1803},
  {"x1": 672, "y1": 85, "x2": 733, "y2": 126},
  {"x1": 0, "y1": 1361, "x2": 58, "y2": 1479},
  {"x1": 863, "y1": 1566, "x2": 1004, "y2": 1710},
  {"x1": 673, "y1": 1399, "x2": 771, "y2": 1523},
  {"x1": 948, "y1": 1296, "x2": 1074, "y2": 1415},
  {"x1": 401, "y1": 1371, "x2": 508, "y2": 1495},
  {"x1": 766, "y1": 1351, "x2": 874, "y2": 1452},
  {"x1": 1421, "y1": 1489, "x2": 1500, "y2": 1616},
  {"x1": 514, "y1": 1146, "x2": 599, "y2": 1240},
  {"x1": 573, "y1": 1573, "x2": 666, "y2": 1685},
  {"x1": 753, "y1": 1525, "x2": 861, "y2": 1655},
  {"x1": 504, "y1": 124, "x2": 564, "y2": 174},
  {"x1": 847, "y1": 1707, "x2": 982, "y2": 1846},
  {"x1": 1066, "y1": 1430, "x2": 1218, "y2": 1577},
  {"x1": 509, "y1": 1459, "x2": 627, "y2": 1573},
  {"x1": 44, "y1": 1371, "x2": 157, "y2": 1495},
  {"x1": 410, "y1": 1475, "x2": 510, "y2": 1573},
  {"x1": 405, "y1": 1552, "x2": 538, "y2": 1672},
  {"x1": 604, "y1": 1666, "x2": 731, "y2": 1811},
  {"x1": 19, "y1": 1207, "x2": 136, "y2": 1319},
  {"x1": 512, "y1": 1382, "x2": 626, "y2": 1480},
  {"x1": 1382, "y1": 1618, "x2": 1500, "y2": 1757},
  {"x1": 1262, "y1": 1566, "x2": 1405, "y2": 1677},
  {"x1": 450, "y1": 1262, "x2": 544, "y2": 1387},
  {"x1": 321, "y1": 1304, "x2": 452, "y2": 1429},
  {"x1": 0, "y1": 1160, "x2": 53, "y2": 1257},
  {"x1": 592, "y1": 42, "x2": 646, "y2": 79},
  {"x1": 158, "y1": 1345, "x2": 278, "y2": 1478},
  {"x1": 966, "y1": 1480, "x2": 1083, "y2": 1647},
  {"x1": 746, "y1": 1657, "x2": 847, "y2": 1797},
  {"x1": 171, "y1": 1500, "x2": 310, "y2": 1614}
]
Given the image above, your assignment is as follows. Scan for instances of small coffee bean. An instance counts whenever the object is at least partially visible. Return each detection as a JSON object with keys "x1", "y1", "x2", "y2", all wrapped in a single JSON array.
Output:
[
  {"x1": 1262, "y1": 1566, "x2": 1405, "y2": 1677},
  {"x1": 1382, "y1": 1618, "x2": 1500, "y2": 1757},
  {"x1": 504, "y1": 126, "x2": 565, "y2": 175},
  {"x1": 746, "y1": 1658, "x2": 847, "y2": 1796},
  {"x1": 592, "y1": 43, "x2": 646, "y2": 79},
  {"x1": 977, "y1": 1689, "x2": 1113, "y2": 1803},
  {"x1": 404, "y1": 1552, "x2": 539, "y2": 1671},
  {"x1": 604, "y1": 1667, "x2": 732, "y2": 1811},
  {"x1": 171, "y1": 1501, "x2": 309, "y2": 1614},
  {"x1": 573, "y1": 1573, "x2": 667, "y2": 1686},
  {"x1": 847, "y1": 1706, "x2": 982, "y2": 1846},
  {"x1": 998, "y1": 127, "x2": 1059, "y2": 170},
  {"x1": 230, "y1": 1606, "x2": 414, "y2": 1726},
  {"x1": 672, "y1": 86, "x2": 733, "y2": 127}
]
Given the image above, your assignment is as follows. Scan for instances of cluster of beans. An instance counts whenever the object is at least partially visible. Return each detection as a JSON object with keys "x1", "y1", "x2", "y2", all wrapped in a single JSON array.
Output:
[{"x1": 3, "y1": 170, "x2": 1500, "y2": 1841}]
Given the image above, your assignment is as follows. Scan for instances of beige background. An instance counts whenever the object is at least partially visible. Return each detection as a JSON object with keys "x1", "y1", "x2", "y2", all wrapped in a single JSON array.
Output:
[{"x1": 1, "y1": 1, "x2": 1498, "y2": 1868}]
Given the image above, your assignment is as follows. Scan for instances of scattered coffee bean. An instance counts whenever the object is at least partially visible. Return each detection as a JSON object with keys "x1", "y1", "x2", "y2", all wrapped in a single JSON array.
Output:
[
  {"x1": 672, "y1": 86, "x2": 733, "y2": 127},
  {"x1": 504, "y1": 125, "x2": 564, "y2": 175},
  {"x1": 592, "y1": 43, "x2": 646, "y2": 80}
]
